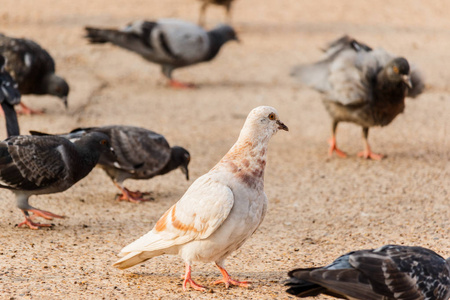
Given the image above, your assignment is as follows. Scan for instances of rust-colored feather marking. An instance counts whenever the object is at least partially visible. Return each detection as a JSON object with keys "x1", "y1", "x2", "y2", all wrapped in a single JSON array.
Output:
[
  {"x1": 171, "y1": 205, "x2": 198, "y2": 233},
  {"x1": 155, "y1": 206, "x2": 171, "y2": 232}
]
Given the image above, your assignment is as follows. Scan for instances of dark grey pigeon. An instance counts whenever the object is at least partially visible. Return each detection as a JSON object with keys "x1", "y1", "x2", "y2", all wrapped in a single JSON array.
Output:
[
  {"x1": 197, "y1": 0, "x2": 236, "y2": 26},
  {"x1": 286, "y1": 245, "x2": 450, "y2": 300},
  {"x1": 0, "y1": 132, "x2": 113, "y2": 229},
  {"x1": 85, "y1": 19, "x2": 238, "y2": 88},
  {"x1": 0, "y1": 33, "x2": 69, "y2": 114},
  {"x1": 0, "y1": 54, "x2": 21, "y2": 137},
  {"x1": 291, "y1": 35, "x2": 424, "y2": 160},
  {"x1": 31, "y1": 125, "x2": 190, "y2": 203}
]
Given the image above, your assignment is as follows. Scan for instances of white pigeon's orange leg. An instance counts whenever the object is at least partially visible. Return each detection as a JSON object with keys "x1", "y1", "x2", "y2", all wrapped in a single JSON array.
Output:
[
  {"x1": 113, "y1": 182, "x2": 153, "y2": 203},
  {"x1": 183, "y1": 263, "x2": 207, "y2": 292},
  {"x1": 357, "y1": 127, "x2": 383, "y2": 160},
  {"x1": 16, "y1": 102, "x2": 44, "y2": 115},
  {"x1": 212, "y1": 263, "x2": 251, "y2": 288},
  {"x1": 168, "y1": 79, "x2": 196, "y2": 89}
]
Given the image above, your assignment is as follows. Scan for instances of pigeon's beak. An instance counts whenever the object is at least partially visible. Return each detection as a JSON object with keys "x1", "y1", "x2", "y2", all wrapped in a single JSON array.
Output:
[
  {"x1": 61, "y1": 96, "x2": 68, "y2": 109},
  {"x1": 276, "y1": 120, "x2": 289, "y2": 131},
  {"x1": 110, "y1": 146, "x2": 116, "y2": 157},
  {"x1": 402, "y1": 74, "x2": 412, "y2": 89},
  {"x1": 180, "y1": 164, "x2": 189, "y2": 181}
]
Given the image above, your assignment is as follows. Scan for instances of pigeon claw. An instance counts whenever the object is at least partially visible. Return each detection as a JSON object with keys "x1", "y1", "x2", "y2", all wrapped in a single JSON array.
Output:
[
  {"x1": 213, "y1": 264, "x2": 251, "y2": 289},
  {"x1": 115, "y1": 188, "x2": 154, "y2": 203},
  {"x1": 328, "y1": 137, "x2": 347, "y2": 158},
  {"x1": 17, "y1": 102, "x2": 45, "y2": 115},
  {"x1": 17, "y1": 218, "x2": 54, "y2": 230},
  {"x1": 183, "y1": 278, "x2": 207, "y2": 292},
  {"x1": 169, "y1": 79, "x2": 197, "y2": 89},
  {"x1": 357, "y1": 150, "x2": 384, "y2": 160},
  {"x1": 28, "y1": 208, "x2": 65, "y2": 220}
]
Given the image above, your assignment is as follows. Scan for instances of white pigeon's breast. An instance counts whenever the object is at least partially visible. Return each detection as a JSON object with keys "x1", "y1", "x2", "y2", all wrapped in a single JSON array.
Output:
[{"x1": 179, "y1": 178, "x2": 268, "y2": 263}]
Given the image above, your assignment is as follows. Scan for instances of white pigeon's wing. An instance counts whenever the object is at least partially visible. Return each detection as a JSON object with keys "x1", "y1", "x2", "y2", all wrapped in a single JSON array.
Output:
[
  {"x1": 119, "y1": 173, "x2": 234, "y2": 254},
  {"x1": 153, "y1": 19, "x2": 209, "y2": 62}
]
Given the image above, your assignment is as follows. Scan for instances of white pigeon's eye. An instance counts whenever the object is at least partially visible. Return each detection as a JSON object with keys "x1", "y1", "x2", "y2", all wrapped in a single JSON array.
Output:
[{"x1": 268, "y1": 113, "x2": 276, "y2": 120}]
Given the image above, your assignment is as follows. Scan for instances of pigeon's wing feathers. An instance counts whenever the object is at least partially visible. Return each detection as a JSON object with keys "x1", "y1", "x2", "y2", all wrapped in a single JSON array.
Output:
[
  {"x1": 0, "y1": 137, "x2": 66, "y2": 189},
  {"x1": 154, "y1": 19, "x2": 209, "y2": 62},
  {"x1": 350, "y1": 251, "x2": 423, "y2": 300},
  {"x1": 119, "y1": 174, "x2": 234, "y2": 254}
]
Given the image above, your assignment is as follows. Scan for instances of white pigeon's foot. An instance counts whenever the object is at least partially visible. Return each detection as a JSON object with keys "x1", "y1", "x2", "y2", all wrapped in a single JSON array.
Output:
[
  {"x1": 212, "y1": 264, "x2": 251, "y2": 289},
  {"x1": 182, "y1": 263, "x2": 207, "y2": 292}
]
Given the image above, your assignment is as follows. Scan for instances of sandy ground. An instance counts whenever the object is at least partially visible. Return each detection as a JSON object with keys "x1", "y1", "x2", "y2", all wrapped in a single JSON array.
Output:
[{"x1": 0, "y1": 0, "x2": 449, "y2": 299}]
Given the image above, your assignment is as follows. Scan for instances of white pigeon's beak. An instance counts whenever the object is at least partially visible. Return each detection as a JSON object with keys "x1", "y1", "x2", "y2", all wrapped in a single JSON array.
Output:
[
  {"x1": 276, "y1": 120, "x2": 289, "y2": 131},
  {"x1": 402, "y1": 74, "x2": 412, "y2": 89}
]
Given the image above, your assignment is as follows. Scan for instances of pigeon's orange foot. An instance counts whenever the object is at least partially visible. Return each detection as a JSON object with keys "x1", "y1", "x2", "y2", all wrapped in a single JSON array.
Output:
[
  {"x1": 182, "y1": 263, "x2": 207, "y2": 292},
  {"x1": 328, "y1": 137, "x2": 347, "y2": 158},
  {"x1": 27, "y1": 208, "x2": 65, "y2": 220},
  {"x1": 357, "y1": 150, "x2": 384, "y2": 160},
  {"x1": 17, "y1": 218, "x2": 53, "y2": 230},
  {"x1": 213, "y1": 264, "x2": 251, "y2": 289},
  {"x1": 17, "y1": 103, "x2": 44, "y2": 115},
  {"x1": 116, "y1": 188, "x2": 154, "y2": 204},
  {"x1": 212, "y1": 277, "x2": 251, "y2": 289},
  {"x1": 183, "y1": 278, "x2": 207, "y2": 292},
  {"x1": 169, "y1": 79, "x2": 196, "y2": 89}
]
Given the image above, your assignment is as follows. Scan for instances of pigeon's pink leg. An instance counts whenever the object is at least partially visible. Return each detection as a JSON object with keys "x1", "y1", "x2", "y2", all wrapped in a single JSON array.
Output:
[
  {"x1": 169, "y1": 79, "x2": 196, "y2": 89},
  {"x1": 212, "y1": 263, "x2": 251, "y2": 288},
  {"x1": 17, "y1": 209, "x2": 64, "y2": 229},
  {"x1": 357, "y1": 127, "x2": 383, "y2": 160},
  {"x1": 357, "y1": 143, "x2": 383, "y2": 160},
  {"x1": 183, "y1": 263, "x2": 207, "y2": 292},
  {"x1": 328, "y1": 136, "x2": 347, "y2": 158},
  {"x1": 16, "y1": 102, "x2": 44, "y2": 115},
  {"x1": 113, "y1": 182, "x2": 153, "y2": 203}
]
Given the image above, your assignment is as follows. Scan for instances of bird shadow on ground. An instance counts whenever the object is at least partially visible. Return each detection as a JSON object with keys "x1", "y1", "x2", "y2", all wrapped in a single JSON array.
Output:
[{"x1": 196, "y1": 80, "x2": 293, "y2": 89}]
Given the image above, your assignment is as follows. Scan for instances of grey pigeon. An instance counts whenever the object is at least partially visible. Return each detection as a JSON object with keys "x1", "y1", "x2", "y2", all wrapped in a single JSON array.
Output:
[
  {"x1": 0, "y1": 33, "x2": 69, "y2": 114},
  {"x1": 85, "y1": 19, "x2": 238, "y2": 88},
  {"x1": 197, "y1": 0, "x2": 236, "y2": 26},
  {"x1": 0, "y1": 132, "x2": 113, "y2": 229},
  {"x1": 291, "y1": 35, "x2": 424, "y2": 160},
  {"x1": 30, "y1": 125, "x2": 191, "y2": 203},
  {"x1": 0, "y1": 54, "x2": 20, "y2": 137},
  {"x1": 286, "y1": 245, "x2": 450, "y2": 300}
]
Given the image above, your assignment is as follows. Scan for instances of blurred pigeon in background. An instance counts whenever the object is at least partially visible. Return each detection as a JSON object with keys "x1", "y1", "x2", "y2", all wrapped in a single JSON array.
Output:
[
  {"x1": 0, "y1": 132, "x2": 113, "y2": 229},
  {"x1": 0, "y1": 54, "x2": 20, "y2": 137},
  {"x1": 85, "y1": 19, "x2": 238, "y2": 88},
  {"x1": 0, "y1": 33, "x2": 69, "y2": 114},
  {"x1": 286, "y1": 244, "x2": 450, "y2": 300},
  {"x1": 291, "y1": 35, "x2": 424, "y2": 160},
  {"x1": 197, "y1": 0, "x2": 236, "y2": 26},
  {"x1": 31, "y1": 125, "x2": 190, "y2": 203}
]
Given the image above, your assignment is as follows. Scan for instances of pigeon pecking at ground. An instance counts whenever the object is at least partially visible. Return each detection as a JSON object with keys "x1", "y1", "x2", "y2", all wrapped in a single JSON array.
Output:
[
  {"x1": 286, "y1": 244, "x2": 450, "y2": 300},
  {"x1": 113, "y1": 106, "x2": 288, "y2": 291},
  {"x1": 291, "y1": 35, "x2": 424, "y2": 160},
  {"x1": 31, "y1": 125, "x2": 191, "y2": 203},
  {"x1": 0, "y1": 33, "x2": 69, "y2": 115},
  {"x1": 0, "y1": 132, "x2": 114, "y2": 229},
  {"x1": 197, "y1": 0, "x2": 236, "y2": 26},
  {"x1": 0, "y1": 54, "x2": 21, "y2": 137},
  {"x1": 85, "y1": 19, "x2": 238, "y2": 88}
]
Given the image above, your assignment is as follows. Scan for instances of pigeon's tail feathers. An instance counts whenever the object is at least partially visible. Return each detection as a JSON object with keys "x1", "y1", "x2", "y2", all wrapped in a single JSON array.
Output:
[
  {"x1": 290, "y1": 61, "x2": 331, "y2": 93},
  {"x1": 1, "y1": 102, "x2": 19, "y2": 137},
  {"x1": 114, "y1": 230, "x2": 177, "y2": 269},
  {"x1": 84, "y1": 27, "x2": 120, "y2": 44},
  {"x1": 113, "y1": 249, "x2": 165, "y2": 270},
  {"x1": 407, "y1": 65, "x2": 425, "y2": 98},
  {"x1": 285, "y1": 276, "x2": 326, "y2": 297}
]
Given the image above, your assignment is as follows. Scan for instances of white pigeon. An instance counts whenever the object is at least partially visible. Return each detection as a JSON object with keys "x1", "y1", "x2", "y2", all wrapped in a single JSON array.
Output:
[{"x1": 113, "y1": 106, "x2": 288, "y2": 291}]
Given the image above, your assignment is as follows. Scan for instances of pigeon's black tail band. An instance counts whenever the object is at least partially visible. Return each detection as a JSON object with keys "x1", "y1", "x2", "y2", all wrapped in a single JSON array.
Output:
[{"x1": 84, "y1": 27, "x2": 117, "y2": 44}]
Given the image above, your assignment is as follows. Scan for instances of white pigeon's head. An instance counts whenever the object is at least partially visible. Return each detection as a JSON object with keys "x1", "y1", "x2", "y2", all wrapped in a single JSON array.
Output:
[{"x1": 241, "y1": 106, "x2": 288, "y2": 140}]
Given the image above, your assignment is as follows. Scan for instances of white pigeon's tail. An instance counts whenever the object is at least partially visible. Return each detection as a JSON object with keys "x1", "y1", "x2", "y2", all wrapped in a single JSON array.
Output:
[{"x1": 113, "y1": 249, "x2": 165, "y2": 270}]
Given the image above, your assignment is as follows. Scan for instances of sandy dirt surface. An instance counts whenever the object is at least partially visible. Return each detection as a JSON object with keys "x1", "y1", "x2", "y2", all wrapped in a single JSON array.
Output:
[{"x1": 0, "y1": 0, "x2": 449, "y2": 299}]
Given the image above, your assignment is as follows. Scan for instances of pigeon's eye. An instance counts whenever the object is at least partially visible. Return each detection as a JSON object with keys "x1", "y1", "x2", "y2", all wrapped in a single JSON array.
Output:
[
  {"x1": 268, "y1": 113, "x2": 276, "y2": 120},
  {"x1": 393, "y1": 66, "x2": 399, "y2": 74},
  {"x1": 100, "y1": 140, "x2": 107, "y2": 145}
]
